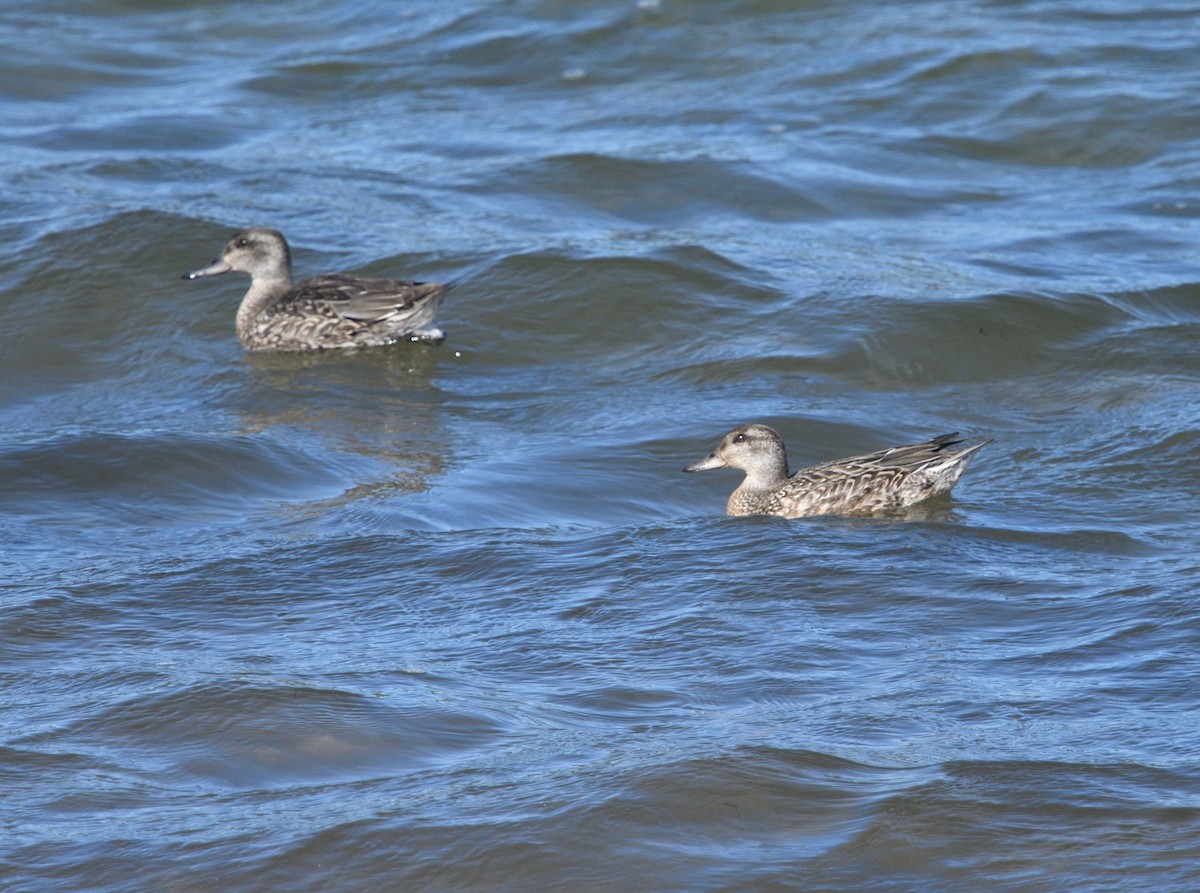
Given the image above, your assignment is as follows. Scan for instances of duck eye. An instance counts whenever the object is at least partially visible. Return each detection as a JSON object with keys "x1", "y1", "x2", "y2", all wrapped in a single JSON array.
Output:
[
  {"x1": 733, "y1": 433, "x2": 745, "y2": 443},
  {"x1": 236, "y1": 238, "x2": 249, "y2": 247}
]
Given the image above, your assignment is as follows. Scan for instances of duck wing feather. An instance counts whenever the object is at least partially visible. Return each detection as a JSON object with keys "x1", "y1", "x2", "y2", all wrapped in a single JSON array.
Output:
[
  {"x1": 770, "y1": 434, "x2": 983, "y2": 516},
  {"x1": 287, "y1": 274, "x2": 447, "y2": 323}
]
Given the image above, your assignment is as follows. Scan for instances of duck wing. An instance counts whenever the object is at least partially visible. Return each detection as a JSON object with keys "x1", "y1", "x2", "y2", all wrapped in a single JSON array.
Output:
[
  {"x1": 772, "y1": 433, "x2": 988, "y2": 516},
  {"x1": 836, "y1": 432, "x2": 968, "y2": 470},
  {"x1": 289, "y1": 274, "x2": 449, "y2": 324}
]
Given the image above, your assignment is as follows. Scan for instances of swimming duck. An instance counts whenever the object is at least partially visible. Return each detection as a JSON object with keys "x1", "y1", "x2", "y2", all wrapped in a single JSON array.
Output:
[
  {"x1": 684, "y1": 425, "x2": 989, "y2": 518},
  {"x1": 184, "y1": 228, "x2": 450, "y2": 351}
]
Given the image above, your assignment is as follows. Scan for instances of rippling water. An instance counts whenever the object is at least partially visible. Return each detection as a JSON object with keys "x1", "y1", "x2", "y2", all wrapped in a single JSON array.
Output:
[{"x1": 3, "y1": 1, "x2": 1200, "y2": 890}]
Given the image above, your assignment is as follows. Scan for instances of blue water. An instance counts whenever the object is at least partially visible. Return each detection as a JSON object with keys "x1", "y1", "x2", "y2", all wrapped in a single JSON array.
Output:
[{"x1": 3, "y1": 1, "x2": 1200, "y2": 890}]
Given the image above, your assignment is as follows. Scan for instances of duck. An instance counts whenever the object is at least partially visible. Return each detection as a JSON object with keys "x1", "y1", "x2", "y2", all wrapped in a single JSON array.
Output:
[
  {"x1": 184, "y1": 228, "x2": 451, "y2": 351},
  {"x1": 684, "y1": 424, "x2": 989, "y2": 518}
]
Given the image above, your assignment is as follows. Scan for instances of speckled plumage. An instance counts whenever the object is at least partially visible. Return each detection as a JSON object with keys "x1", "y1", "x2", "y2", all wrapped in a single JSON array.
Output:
[
  {"x1": 685, "y1": 424, "x2": 989, "y2": 518},
  {"x1": 184, "y1": 228, "x2": 450, "y2": 352}
]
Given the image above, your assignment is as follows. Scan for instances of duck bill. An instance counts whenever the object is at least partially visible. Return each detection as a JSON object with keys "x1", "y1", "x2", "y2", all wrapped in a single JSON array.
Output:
[
  {"x1": 183, "y1": 258, "x2": 231, "y2": 280},
  {"x1": 684, "y1": 452, "x2": 726, "y2": 473}
]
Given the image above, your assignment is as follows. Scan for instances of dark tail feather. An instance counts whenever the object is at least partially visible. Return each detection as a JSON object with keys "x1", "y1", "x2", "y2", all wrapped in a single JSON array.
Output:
[{"x1": 929, "y1": 432, "x2": 963, "y2": 452}]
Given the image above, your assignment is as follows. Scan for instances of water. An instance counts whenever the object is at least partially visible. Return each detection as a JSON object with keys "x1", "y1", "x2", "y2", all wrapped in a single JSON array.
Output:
[{"x1": 3, "y1": 1, "x2": 1200, "y2": 890}]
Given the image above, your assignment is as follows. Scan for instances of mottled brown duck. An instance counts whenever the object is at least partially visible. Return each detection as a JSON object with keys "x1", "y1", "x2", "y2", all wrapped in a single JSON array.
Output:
[
  {"x1": 185, "y1": 228, "x2": 450, "y2": 351},
  {"x1": 685, "y1": 424, "x2": 989, "y2": 518}
]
